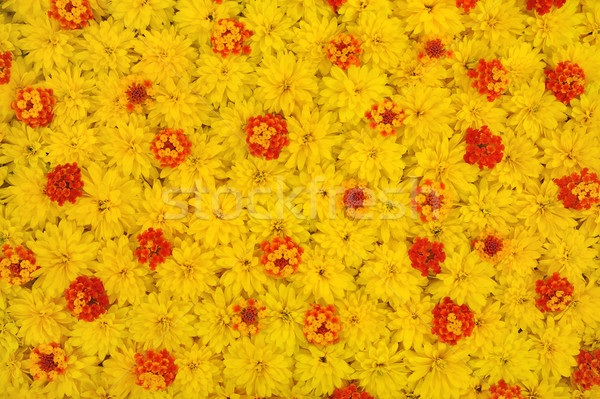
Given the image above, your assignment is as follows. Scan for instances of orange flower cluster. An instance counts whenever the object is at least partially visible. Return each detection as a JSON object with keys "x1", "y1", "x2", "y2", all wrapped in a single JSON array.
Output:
[
  {"x1": 464, "y1": 125, "x2": 504, "y2": 170},
  {"x1": 210, "y1": 18, "x2": 253, "y2": 58},
  {"x1": 0, "y1": 244, "x2": 38, "y2": 285},
  {"x1": 456, "y1": 0, "x2": 480, "y2": 12},
  {"x1": 64, "y1": 276, "x2": 110, "y2": 321},
  {"x1": 29, "y1": 343, "x2": 68, "y2": 382},
  {"x1": 472, "y1": 229, "x2": 506, "y2": 264},
  {"x1": 303, "y1": 304, "x2": 342, "y2": 346},
  {"x1": 330, "y1": 384, "x2": 374, "y2": 399},
  {"x1": 245, "y1": 113, "x2": 289, "y2": 160},
  {"x1": 431, "y1": 297, "x2": 475, "y2": 345},
  {"x1": 364, "y1": 99, "x2": 405, "y2": 137},
  {"x1": 408, "y1": 237, "x2": 446, "y2": 277},
  {"x1": 45, "y1": 163, "x2": 84, "y2": 206},
  {"x1": 468, "y1": 59, "x2": 509, "y2": 102},
  {"x1": 133, "y1": 349, "x2": 178, "y2": 391},
  {"x1": 119, "y1": 75, "x2": 154, "y2": 113},
  {"x1": 527, "y1": 0, "x2": 566, "y2": 16},
  {"x1": 418, "y1": 38, "x2": 453, "y2": 62},
  {"x1": 0, "y1": 51, "x2": 12, "y2": 85},
  {"x1": 489, "y1": 380, "x2": 525, "y2": 399},
  {"x1": 535, "y1": 272, "x2": 574, "y2": 313},
  {"x1": 340, "y1": 179, "x2": 374, "y2": 219},
  {"x1": 327, "y1": 33, "x2": 362, "y2": 71},
  {"x1": 232, "y1": 298, "x2": 266, "y2": 335},
  {"x1": 545, "y1": 61, "x2": 585, "y2": 104},
  {"x1": 260, "y1": 236, "x2": 303, "y2": 278},
  {"x1": 574, "y1": 349, "x2": 600, "y2": 391},
  {"x1": 134, "y1": 228, "x2": 172, "y2": 271},
  {"x1": 327, "y1": 0, "x2": 348, "y2": 13},
  {"x1": 150, "y1": 128, "x2": 192, "y2": 168},
  {"x1": 554, "y1": 168, "x2": 600, "y2": 210},
  {"x1": 47, "y1": 0, "x2": 94, "y2": 30},
  {"x1": 11, "y1": 87, "x2": 56, "y2": 128},
  {"x1": 413, "y1": 180, "x2": 452, "y2": 222}
]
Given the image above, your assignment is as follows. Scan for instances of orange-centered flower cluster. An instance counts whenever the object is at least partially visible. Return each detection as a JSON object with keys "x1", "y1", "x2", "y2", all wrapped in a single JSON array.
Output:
[
  {"x1": 535, "y1": 272, "x2": 574, "y2": 313},
  {"x1": 408, "y1": 237, "x2": 446, "y2": 277},
  {"x1": 210, "y1": 18, "x2": 253, "y2": 58},
  {"x1": 413, "y1": 180, "x2": 452, "y2": 222},
  {"x1": 64, "y1": 276, "x2": 110, "y2": 321},
  {"x1": 330, "y1": 384, "x2": 374, "y2": 399},
  {"x1": 545, "y1": 61, "x2": 585, "y2": 104},
  {"x1": 456, "y1": 0, "x2": 480, "y2": 12},
  {"x1": 119, "y1": 75, "x2": 154, "y2": 113},
  {"x1": 472, "y1": 229, "x2": 507, "y2": 263},
  {"x1": 573, "y1": 349, "x2": 600, "y2": 391},
  {"x1": 232, "y1": 298, "x2": 266, "y2": 335},
  {"x1": 11, "y1": 87, "x2": 56, "y2": 128},
  {"x1": 133, "y1": 349, "x2": 178, "y2": 391},
  {"x1": 327, "y1": 0, "x2": 348, "y2": 13},
  {"x1": 245, "y1": 113, "x2": 289, "y2": 160},
  {"x1": 431, "y1": 297, "x2": 475, "y2": 345},
  {"x1": 303, "y1": 304, "x2": 342, "y2": 346},
  {"x1": 0, "y1": 244, "x2": 38, "y2": 285},
  {"x1": 364, "y1": 99, "x2": 405, "y2": 137},
  {"x1": 464, "y1": 125, "x2": 504, "y2": 169},
  {"x1": 327, "y1": 33, "x2": 362, "y2": 71},
  {"x1": 29, "y1": 343, "x2": 68, "y2": 382},
  {"x1": 339, "y1": 179, "x2": 375, "y2": 219},
  {"x1": 418, "y1": 38, "x2": 453, "y2": 62},
  {"x1": 45, "y1": 163, "x2": 84, "y2": 206},
  {"x1": 0, "y1": 51, "x2": 12, "y2": 85},
  {"x1": 527, "y1": 0, "x2": 566, "y2": 16},
  {"x1": 150, "y1": 128, "x2": 192, "y2": 168},
  {"x1": 134, "y1": 228, "x2": 172, "y2": 271},
  {"x1": 47, "y1": 0, "x2": 94, "y2": 30},
  {"x1": 468, "y1": 59, "x2": 509, "y2": 102},
  {"x1": 554, "y1": 168, "x2": 600, "y2": 211},
  {"x1": 260, "y1": 236, "x2": 303, "y2": 278},
  {"x1": 489, "y1": 380, "x2": 525, "y2": 399}
]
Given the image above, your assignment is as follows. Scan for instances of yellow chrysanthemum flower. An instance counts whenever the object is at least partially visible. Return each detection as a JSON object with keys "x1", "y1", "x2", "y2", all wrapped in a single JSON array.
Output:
[
  {"x1": 291, "y1": 14, "x2": 340, "y2": 74},
  {"x1": 45, "y1": 123, "x2": 104, "y2": 168},
  {"x1": 314, "y1": 218, "x2": 378, "y2": 268},
  {"x1": 468, "y1": 0, "x2": 525, "y2": 49},
  {"x1": 241, "y1": 0, "x2": 294, "y2": 56},
  {"x1": 195, "y1": 52, "x2": 255, "y2": 106},
  {"x1": 174, "y1": 343, "x2": 222, "y2": 398},
  {"x1": 194, "y1": 287, "x2": 238, "y2": 353},
  {"x1": 174, "y1": 0, "x2": 241, "y2": 43},
  {"x1": 217, "y1": 235, "x2": 267, "y2": 297},
  {"x1": 495, "y1": 226, "x2": 543, "y2": 282},
  {"x1": 338, "y1": 290, "x2": 389, "y2": 350},
  {"x1": 294, "y1": 344, "x2": 354, "y2": 397},
  {"x1": 500, "y1": 41, "x2": 546, "y2": 90},
  {"x1": 539, "y1": 228, "x2": 596, "y2": 283},
  {"x1": 149, "y1": 77, "x2": 211, "y2": 129},
  {"x1": 68, "y1": 306, "x2": 128, "y2": 361},
  {"x1": 110, "y1": 0, "x2": 175, "y2": 31},
  {"x1": 350, "y1": 14, "x2": 408, "y2": 71},
  {"x1": 19, "y1": 17, "x2": 74, "y2": 75},
  {"x1": 248, "y1": 201, "x2": 309, "y2": 244},
  {"x1": 539, "y1": 126, "x2": 600, "y2": 179},
  {"x1": 0, "y1": 123, "x2": 47, "y2": 169},
  {"x1": 467, "y1": 300, "x2": 505, "y2": 356},
  {"x1": 388, "y1": 295, "x2": 434, "y2": 350},
  {"x1": 46, "y1": 66, "x2": 94, "y2": 126},
  {"x1": 353, "y1": 340, "x2": 407, "y2": 398},
  {"x1": 391, "y1": 47, "x2": 448, "y2": 93},
  {"x1": 397, "y1": 0, "x2": 464, "y2": 37},
  {"x1": 525, "y1": 0, "x2": 584, "y2": 50},
  {"x1": 498, "y1": 276, "x2": 544, "y2": 332},
  {"x1": 460, "y1": 180, "x2": 518, "y2": 236},
  {"x1": 532, "y1": 317, "x2": 580, "y2": 379},
  {"x1": 453, "y1": 87, "x2": 509, "y2": 133}
]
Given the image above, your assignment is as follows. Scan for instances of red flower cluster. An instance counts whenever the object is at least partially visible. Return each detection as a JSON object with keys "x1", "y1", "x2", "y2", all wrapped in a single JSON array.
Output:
[
  {"x1": 468, "y1": 59, "x2": 509, "y2": 102},
  {"x1": 48, "y1": 0, "x2": 94, "y2": 30},
  {"x1": 29, "y1": 343, "x2": 68, "y2": 382},
  {"x1": 408, "y1": 237, "x2": 445, "y2": 277},
  {"x1": 150, "y1": 128, "x2": 192, "y2": 168},
  {"x1": 11, "y1": 87, "x2": 56, "y2": 128},
  {"x1": 210, "y1": 18, "x2": 253, "y2": 57},
  {"x1": 472, "y1": 229, "x2": 506, "y2": 263},
  {"x1": 489, "y1": 380, "x2": 525, "y2": 399},
  {"x1": 327, "y1": 0, "x2": 348, "y2": 13},
  {"x1": 232, "y1": 298, "x2": 266, "y2": 335},
  {"x1": 0, "y1": 244, "x2": 38, "y2": 285},
  {"x1": 413, "y1": 180, "x2": 452, "y2": 222},
  {"x1": 573, "y1": 349, "x2": 600, "y2": 390},
  {"x1": 134, "y1": 228, "x2": 172, "y2": 271},
  {"x1": 245, "y1": 113, "x2": 289, "y2": 160},
  {"x1": 554, "y1": 168, "x2": 600, "y2": 210},
  {"x1": 121, "y1": 76, "x2": 154, "y2": 113},
  {"x1": 418, "y1": 39, "x2": 453, "y2": 61},
  {"x1": 327, "y1": 33, "x2": 362, "y2": 71},
  {"x1": 45, "y1": 163, "x2": 84, "y2": 206},
  {"x1": 432, "y1": 297, "x2": 475, "y2": 345},
  {"x1": 463, "y1": 125, "x2": 504, "y2": 169},
  {"x1": 456, "y1": 0, "x2": 480, "y2": 12},
  {"x1": 133, "y1": 349, "x2": 178, "y2": 391},
  {"x1": 0, "y1": 51, "x2": 12, "y2": 85},
  {"x1": 535, "y1": 273, "x2": 574, "y2": 313},
  {"x1": 545, "y1": 61, "x2": 585, "y2": 104},
  {"x1": 303, "y1": 304, "x2": 342, "y2": 346},
  {"x1": 527, "y1": 0, "x2": 566, "y2": 16},
  {"x1": 330, "y1": 384, "x2": 374, "y2": 399},
  {"x1": 64, "y1": 276, "x2": 110, "y2": 322},
  {"x1": 364, "y1": 99, "x2": 405, "y2": 137},
  {"x1": 260, "y1": 236, "x2": 303, "y2": 278}
]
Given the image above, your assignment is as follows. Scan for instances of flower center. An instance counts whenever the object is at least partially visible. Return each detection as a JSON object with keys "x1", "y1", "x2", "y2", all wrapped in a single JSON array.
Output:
[{"x1": 119, "y1": 75, "x2": 154, "y2": 113}]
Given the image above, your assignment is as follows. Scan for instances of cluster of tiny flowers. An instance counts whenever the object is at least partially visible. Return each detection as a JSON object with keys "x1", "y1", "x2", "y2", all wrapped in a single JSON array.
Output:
[
  {"x1": 119, "y1": 75, "x2": 154, "y2": 113},
  {"x1": 260, "y1": 236, "x2": 303, "y2": 278},
  {"x1": 45, "y1": 163, "x2": 84, "y2": 206},
  {"x1": 64, "y1": 276, "x2": 109, "y2": 322},
  {"x1": 464, "y1": 125, "x2": 504, "y2": 169},
  {"x1": 408, "y1": 237, "x2": 446, "y2": 277},
  {"x1": 527, "y1": 0, "x2": 566, "y2": 16},
  {"x1": 456, "y1": 0, "x2": 480, "y2": 12},
  {"x1": 330, "y1": 384, "x2": 374, "y2": 399},
  {"x1": 535, "y1": 272, "x2": 574, "y2": 313},
  {"x1": 364, "y1": 99, "x2": 405, "y2": 137},
  {"x1": 472, "y1": 229, "x2": 506, "y2": 263},
  {"x1": 134, "y1": 228, "x2": 172, "y2": 270},
  {"x1": 0, "y1": 51, "x2": 12, "y2": 85},
  {"x1": 150, "y1": 128, "x2": 192, "y2": 168},
  {"x1": 545, "y1": 61, "x2": 586, "y2": 104},
  {"x1": 489, "y1": 380, "x2": 525, "y2": 399},
  {"x1": 327, "y1": 33, "x2": 362, "y2": 71},
  {"x1": 245, "y1": 113, "x2": 289, "y2": 160},
  {"x1": 232, "y1": 298, "x2": 266, "y2": 335},
  {"x1": 133, "y1": 349, "x2": 178, "y2": 391},
  {"x1": 11, "y1": 87, "x2": 56, "y2": 128},
  {"x1": 29, "y1": 343, "x2": 68, "y2": 382},
  {"x1": 210, "y1": 18, "x2": 253, "y2": 58},
  {"x1": 413, "y1": 180, "x2": 452, "y2": 222},
  {"x1": 340, "y1": 179, "x2": 374, "y2": 219},
  {"x1": 418, "y1": 38, "x2": 453, "y2": 62},
  {"x1": 573, "y1": 349, "x2": 600, "y2": 391},
  {"x1": 303, "y1": 304, "x2": 342, "y2": 345},
  {"x1": 0, "y1": 244, "x2": 38, "y2": 285},
  {"x1": 327, "y1": 0, "x2": 348, "y2": 13},
  {"x1": 468, "y1": 59, "x2": 509, "y2": 102},
  {"x1": 47, "y1": 0, "x2": 94, "y2": 30},
  {"x1": 554, "y1": 168, "x2": 600, "y2": 210},
  {"x1": 431, "y1": 297, "x2": 475, "y2": 345}
]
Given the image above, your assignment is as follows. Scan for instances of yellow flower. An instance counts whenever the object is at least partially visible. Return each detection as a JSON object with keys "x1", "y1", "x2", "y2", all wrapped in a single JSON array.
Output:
[
  {"x1": 467, "y1": 300, "x2": 505, "y2": 356},
  {"x1": 195, "y1": 52, "x2": 254, "y2": 106},
  {"x1": 248, "y1": 200, "x2": 309, "y2": 244},
  {"x1": 217, "y1": 235, "x2": 267, "y2": 297},
  {"x1": 388, "y1": 295, "x2": 434, "y2": 350},
  {"x1": 194, "y1": 287, "x2": 238, "y2": 353},
  {"x1": 555, "y1": 279, "x2": 600, "y2": 333},
  {"x1": 174, "y1": 0, "x2": 241, "y2": 43},
  {"x1": 19, "y1": 17, "x2": 74, "y2": 75},
  {"x1": 0, "y1": 123, "x2": 47, "y2": 169},
  {"x1": 350, "y1": 14, "x2": 408, "y2": 71},
  {"x1": 539, "y1": 126, "x2": 600, "y2": 179},
  {"x1": 46, "y1": 66, "x2": 94, "y2": 126},
  {"x1": 495, "y1": 227, "x2": 543, "y2": 282},
  {"x1": 500, "y1": 41, "x2": 546, "y2": 90},
  {"x1": 525, "y1": 0, "x2": 584, "y2": 50},
  {"x1": 227, "y1": 156, "x2": 288, "y2": 197},
  {"x1": 391, "y1": 47, "x2": 448, "y2": 93},
  {"x1": 453, "y1": 87, "x2": 508, "y2": 134},
  {"x1": 539, "y1": 228, "x2": 596, "y2": 284},
  {"x1": 241, "y1": 0, "x2": 294, "y2": 56},
  {"x1": 338, "y1": 290, "x2": 389, "y2": 350},
  {"x1": 294, "y1": 344, "x2": 354, "y2": 396},
  {"x1": 468, "y1": 0, "x2": 525, "y2": 49},
  {"x1": 148, "y1": 77, "x2": 211, "y2": 129},
  {"x1": 498, "y1": 276, "x2": 544, "y2": 332},
  {"x1": 291, "y1": 14, "x2": 340, "y2": 74},
  {"x1": 174, "y1": 343, "x2": 222, "y2": 398},
  {"x1": 353, "y1": 340, "x2": 407, "y2": 398},
  {"x1": 110, "y1": 0, "x2": 175, "y2": 31},
  {"x1": 532, "y1": 317, "x2": 580, "y2": 379},
  {"x1": 460, "y1": 180, "x2": 518, "y2": 236},
  {"x1": 45, "y1": 123, "x2": 105, "y2": 168},
  {"x1": 314, "y1": 218, "x2": 378, "y2": 268},
  {"x1": 397, "y1": 0, "x2": 464, "y2": 37}
]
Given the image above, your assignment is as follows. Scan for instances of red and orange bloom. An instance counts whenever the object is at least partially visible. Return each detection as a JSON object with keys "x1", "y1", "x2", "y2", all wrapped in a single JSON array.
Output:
[
  {"x1": 0, "y1": 244, "x2": 38, "y2": 285},
  {"x1": 150, "y1": 128, "x2": 192, "y2": 168},
  {"x1": 327, "y1": 33, "x2": 362, "y2": 71},
  {"x1": 303, "y1": 304, "x2": 342, "y2": 346},
  {"x1": 339, "y1": 179, "x2": 375, "y2": 219},
  {"x1": 554, "y1": 168, "x2": 600, "y2": 211},
  {"x1": 573, "y1": 349, "x2": 600, "y2": 391},
  {"x1": 260, "y1": 236, "x2": 303, "y2": 278},
  {"x1": 134, "y1": 228, "x2": 172, "y2": 271},
  {"x1": 133, "y1": 349, "x2": 178, "y2": 391},
  {"x1": 472, "y1": 229, "x2": 507, "y2": 263},
  {"x1": 45, "y1": 163, "x2": 84, "y2": 206},
  {"x1": 527, "y1": 0, "x2": 566, "y2": 16},
  {"x1": 231, "y1": 298, "x2": 266, "y2": 335},
  {"x1": 29, "y1": 343, "x2": 68, "y2": 382},
  {"x1": 11, "y1": 87, "x2": 56, "y2": 128},
  {"x1": 463, "y1": 125, "x2": 504, "y2": 169},
  {"x1": 364, "y1": 99, "x2": 405, "y2": 137},
  {"x1": 418, "y1": 38, "x2": 453, "y2": 62},
  {"x1": 0, "y1": 51, "x2": 12, "y2": 85},
  {"x1": 431, "y1": 297, "x2": 475, "y2": 345},
  {"x1": 408, "y1": 237, "x2": 445, "y2": 277},
  {"x1": 489, "y1": 380, "x2": 525, "y2": 399},
  {"x1": 330, "y1": 384, "x2": 374, "y2": 399},
  {"x1": 535, "y1": 273, "x2": 574, "y2": 313},
  {"x1": 245, "y1": 113, "x2": 289, "y2": 160},
  {"x1": 544, "y1": 61, "x2": 585, "y2": 104},
  {"x1": 47, "y1": 0, "x2": 94, "y2": 30},
  {"x1": 210, "y1": 18, "x2": 253, "y2": 58},
  {"x1": 412, "y1": 180, "x2": 452, "y2": 222},
  {"x1": 64, "y1": 276, "x2": 110, "y2": 321},
  {"x1": 327, "y1": 0, "x2": 348, "y2": 13},
  {"x1": 467, "y1": 59, "x2": 509, "y2": 102},
  {"x1": 456, "y1": 0, "x2": 480, "y2": 12},
  {"x1": 119, "y1": 75, "x2": 155, "y2": 113}
]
